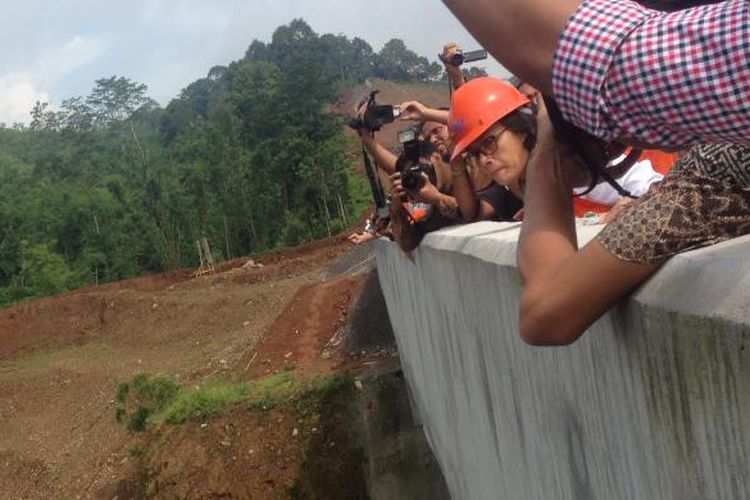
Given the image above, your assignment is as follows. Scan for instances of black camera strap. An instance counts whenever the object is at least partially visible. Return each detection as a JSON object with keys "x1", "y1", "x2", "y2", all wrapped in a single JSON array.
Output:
[{"x1": 361, "y1": 145, "x2": 390, "y2": 220}]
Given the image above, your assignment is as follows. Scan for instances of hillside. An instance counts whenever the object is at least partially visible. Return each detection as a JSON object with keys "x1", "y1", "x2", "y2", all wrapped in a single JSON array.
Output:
[
  {"x1": 0, "y1": 232, "x2": 400, "y2": 497},
  {"x1": 0, "y1": 72, "x2": 452, "y2": 497}
]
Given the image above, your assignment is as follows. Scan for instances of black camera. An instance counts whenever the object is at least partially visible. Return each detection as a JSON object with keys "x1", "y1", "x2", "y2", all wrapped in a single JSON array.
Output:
[
  {"x1": 439, "y1": 49, "x2": 488, "y2": 67},
  {"x1": 347, "y1": 91, "x2": 400, "y2": 131},
  {"x1": 401, "y1": 162, "x2": 435, "y2": 191},
  {"x1": 397, "y1": 128, "x2": 436, "y2": 191}
]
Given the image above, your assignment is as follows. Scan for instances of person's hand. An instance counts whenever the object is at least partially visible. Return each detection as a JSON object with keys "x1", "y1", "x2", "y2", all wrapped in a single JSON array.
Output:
[
  {"x1": 353, "y1": 101, "x2": 371, "y2": 139},
  {"x1": 409, "y1": 173, "x2": 442, "y2": 204},
  {"x1": 390, "y1": 171, "x2": 440, "y2": 204},
  {"x1": 532, "y1": 96, "x2": 591, "y2": 188},
  {"x1": 397, "y1": 101, "x2": 428, "y2": 122},
  {"x1": 440, "y1": 42, "x2": 463, "y2": 67},
  {"x1": 518, "y1": 83, "x2": 540, "y2": 101},
  {"x1": 389, "y1": 172, "x2": 407, "y2": 201},
  {"x1": 347, "y1": 231, "x2": 376, "y2": 245}
]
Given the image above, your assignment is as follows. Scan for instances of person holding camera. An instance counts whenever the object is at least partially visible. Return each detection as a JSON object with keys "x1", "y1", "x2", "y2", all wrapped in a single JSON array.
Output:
[
  {"x1": 348, "y1": 92, "x2": 461, "y2": 251},
  {"x1": 387, "y1": 141, "x2": 463, "y2": 252},
  {"x1": 517, "y1": 102, "x2": 750, "y2": 346}
]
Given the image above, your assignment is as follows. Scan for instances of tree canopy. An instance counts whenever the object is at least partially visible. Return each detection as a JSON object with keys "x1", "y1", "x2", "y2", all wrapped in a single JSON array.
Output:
[{"x1": 0, "y1": 19, "x2": 485, "y2": 307}]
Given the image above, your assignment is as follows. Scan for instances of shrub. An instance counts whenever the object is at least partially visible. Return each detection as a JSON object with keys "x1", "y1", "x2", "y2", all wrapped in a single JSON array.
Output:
[{"x1": 114, "y1": 373, "x2": 180, "y2": 433}]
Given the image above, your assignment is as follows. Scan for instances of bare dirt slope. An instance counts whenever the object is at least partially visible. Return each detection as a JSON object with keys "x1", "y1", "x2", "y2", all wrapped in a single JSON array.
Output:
[
  {"x1": 0, "y1": 234, "x2": 387, "y2": 498},
  {"x1": 0, "y1": 77, "x2": 443, "y2": 498}
]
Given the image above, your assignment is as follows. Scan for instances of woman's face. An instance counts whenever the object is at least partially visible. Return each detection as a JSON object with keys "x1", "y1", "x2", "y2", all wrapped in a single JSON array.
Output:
[{"x1": 466, "y1": 123, "x2": 529, "y2": 193}]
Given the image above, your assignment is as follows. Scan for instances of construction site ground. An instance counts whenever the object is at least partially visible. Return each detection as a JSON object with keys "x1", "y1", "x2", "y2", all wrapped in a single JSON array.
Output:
[
  {"x1": 0, "y1": 235, "x2": 398, "y2": 499},
  {"x1": 1, "y1": 79, "x2": 451, "y2": 499}
]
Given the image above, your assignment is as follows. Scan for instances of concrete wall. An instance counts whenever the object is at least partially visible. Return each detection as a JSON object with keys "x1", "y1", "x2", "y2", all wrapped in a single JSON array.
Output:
[{"x1": 374, "y1": 221, "x2": 750, "y2": 500}]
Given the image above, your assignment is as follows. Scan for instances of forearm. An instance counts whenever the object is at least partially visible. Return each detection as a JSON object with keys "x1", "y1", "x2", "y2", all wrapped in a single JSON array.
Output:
[
  {"x1": 362, "y1": 135, "x2": 398, "y2": 174},
  {"x1": 422, "y1": 108, "x2": 450, "y2": 125},
  {"x1": 447, "y1": 66, "x2": 467, "y2": 90},
  {"x1": 449, "y1": 164, "x2": 480, "y2": 222},
  {"x1": 517, "y1": 143, "x2": 657, "y2": 345},
  {"x1": 517, "y1": 144, "x2": 577, "y2": 283},
  {"x1": 434, "y1": 192, "x2": 462, "y2": 220},
  {"x1": 442, "y1": 0, "x2": 579, "y2": 95}
]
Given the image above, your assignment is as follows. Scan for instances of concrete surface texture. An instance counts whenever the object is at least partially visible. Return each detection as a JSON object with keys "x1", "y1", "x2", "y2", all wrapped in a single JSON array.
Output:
[{"x1": 374, "y1": 222, "x2": 750, "y2": 500}]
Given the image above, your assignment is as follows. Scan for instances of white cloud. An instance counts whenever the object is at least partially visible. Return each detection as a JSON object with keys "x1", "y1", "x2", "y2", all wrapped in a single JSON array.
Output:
[
  {"x1": 0, "y1": 72, "x2": 48, "y2": 124},
  {"x1": 0, "y1": 0, "x2": 508, "y2": 122},
  {"x1": 35, "y1": 36, "x2": 106, "y2": 83},
  {"x1": 0, "y1": 35, "x2": 105, "y2": 123}
]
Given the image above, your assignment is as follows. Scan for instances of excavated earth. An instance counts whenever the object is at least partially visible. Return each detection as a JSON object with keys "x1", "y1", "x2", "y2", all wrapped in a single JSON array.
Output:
[
  {"x1": 0, "y1": 236, "x2": 400, "y2": 499},
  {"x1": 1, "y1": 79, "x2": 451, "y2": 499}
]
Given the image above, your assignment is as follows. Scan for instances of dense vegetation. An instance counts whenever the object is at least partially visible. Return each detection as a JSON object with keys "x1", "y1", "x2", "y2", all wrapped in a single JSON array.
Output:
[{"x1": 0, "y1": 19, "x2": 485, "y2": 306}]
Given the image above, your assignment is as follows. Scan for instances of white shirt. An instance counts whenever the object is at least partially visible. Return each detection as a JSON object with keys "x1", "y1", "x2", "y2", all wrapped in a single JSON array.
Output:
[{"x1": 574, "y1": 156, "x2": 663, "y2": 207}]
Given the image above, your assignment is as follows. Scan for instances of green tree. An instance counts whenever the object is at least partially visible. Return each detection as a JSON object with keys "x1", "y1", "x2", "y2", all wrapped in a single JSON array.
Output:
[{"x1": 87, "y1": 76, "x2": 149, "y2": 125}]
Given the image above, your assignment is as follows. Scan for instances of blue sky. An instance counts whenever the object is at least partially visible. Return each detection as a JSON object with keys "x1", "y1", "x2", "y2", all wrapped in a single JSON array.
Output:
[{"x1": 0, "y1": 0, "x2": 507, "y2": 124}]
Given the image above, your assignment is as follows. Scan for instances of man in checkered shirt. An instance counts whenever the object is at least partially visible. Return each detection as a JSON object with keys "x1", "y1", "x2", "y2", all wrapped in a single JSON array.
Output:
[{"x1": 443, "y1": 0, "x2": 750, "y2": 149}]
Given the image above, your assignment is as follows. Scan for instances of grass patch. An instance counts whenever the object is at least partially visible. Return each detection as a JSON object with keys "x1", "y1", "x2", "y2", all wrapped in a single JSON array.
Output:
[
  {"x1": 115, "y1": 373, "x2": 181, "y2": 432},
  {"x1": 160, "y1": 382, "x2": 249, "y2": 424},
  {"x1": 246, "y1": 372, "x2": 354, "y2": 413},
  {"x1": 247, "y1": 371, "x2": 300, "y2": 411},
  {"x1": 115, "y1": 370, "x2": 355, "y2": 432}
]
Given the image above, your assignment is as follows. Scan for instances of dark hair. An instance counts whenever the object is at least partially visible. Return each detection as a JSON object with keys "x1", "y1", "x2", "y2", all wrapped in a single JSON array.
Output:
[{"x1": 500, "y1": 105, "x2": 536, "y2": 151}]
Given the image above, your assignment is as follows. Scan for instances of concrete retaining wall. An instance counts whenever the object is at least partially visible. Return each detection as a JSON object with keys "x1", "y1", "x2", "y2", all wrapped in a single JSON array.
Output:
[{"x1": 374, "y1": 221, "x2": 750, "y2": 500}]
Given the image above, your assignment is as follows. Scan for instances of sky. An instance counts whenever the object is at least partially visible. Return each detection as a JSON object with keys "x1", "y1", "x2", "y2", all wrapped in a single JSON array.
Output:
[{"x1": 0, "y1": 0, "x2": 509, "y2": 124}]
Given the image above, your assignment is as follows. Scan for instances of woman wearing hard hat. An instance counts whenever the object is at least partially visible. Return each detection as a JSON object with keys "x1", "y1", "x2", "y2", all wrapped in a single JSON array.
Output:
[{"x1": 447, "y1": 77, "x2": 535, "y2": 222}]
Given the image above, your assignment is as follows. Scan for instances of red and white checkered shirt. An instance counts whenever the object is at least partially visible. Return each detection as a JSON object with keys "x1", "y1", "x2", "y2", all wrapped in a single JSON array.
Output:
[{"x1": 552, "y1": 0, "x2": 750, "y2": 148}]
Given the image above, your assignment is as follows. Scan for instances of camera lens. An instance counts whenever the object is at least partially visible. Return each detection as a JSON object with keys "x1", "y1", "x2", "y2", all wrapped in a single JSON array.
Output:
[{"x1": 401, "y1": 169, "x2": 422, "y2": 190}]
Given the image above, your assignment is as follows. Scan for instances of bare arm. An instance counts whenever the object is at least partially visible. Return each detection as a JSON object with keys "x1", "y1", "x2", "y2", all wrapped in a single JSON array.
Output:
[
  {"x1": 360, "y1": 132, "x2": 398, "y2": 174},
  {"x1": 447, "y1": 65, "x2": 467, "y2": 90},
  {"x1": 517, "y1": 103, "x2": 659, "y2": 345},
  {"x1": 442, "y1": 0, "x2": 580, "y2": 95},
  {"x1": 398, "y1": 101, "x2": 449, "y2": 125},
  {"x1": 450, "y1": 160, "x2": 481, "y2": 222},
  {"x1": 441, "y1": 43, "x2": 468, "y2": 90}
]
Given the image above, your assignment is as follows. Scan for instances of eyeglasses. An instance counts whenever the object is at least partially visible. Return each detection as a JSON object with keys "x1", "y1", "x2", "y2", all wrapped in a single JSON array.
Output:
[{"x1": 465, "y1": 128, "x2": 507, "y2": 160}]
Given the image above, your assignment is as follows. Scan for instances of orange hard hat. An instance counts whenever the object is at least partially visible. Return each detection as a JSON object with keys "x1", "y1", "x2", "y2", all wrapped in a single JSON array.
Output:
[{"x1": 448, "y1": 77, "x2": 530, "y2": 162}]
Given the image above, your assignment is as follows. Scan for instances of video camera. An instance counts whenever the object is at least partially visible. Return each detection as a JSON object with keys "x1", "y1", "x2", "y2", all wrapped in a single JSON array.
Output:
[
  {"x1": 397, "y1": 127, "x2": 436, "y2": 191},
  {"x1": 439, "y1": 49, "x2": 488, "y2": 67},
  {"x1": 347, "y1": 91, "x2": 400, "y2": 131}
]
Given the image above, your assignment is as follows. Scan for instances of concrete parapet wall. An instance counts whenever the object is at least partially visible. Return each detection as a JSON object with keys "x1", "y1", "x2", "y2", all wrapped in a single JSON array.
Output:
[{"x1": 374, "y1": 221, "x2": 750, "y2": 500}]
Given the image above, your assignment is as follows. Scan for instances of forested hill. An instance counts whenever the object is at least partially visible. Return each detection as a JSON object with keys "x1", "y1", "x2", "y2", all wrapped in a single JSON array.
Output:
[{"x1": 0, "y1": 19, "x2": 483, "y2": 307}]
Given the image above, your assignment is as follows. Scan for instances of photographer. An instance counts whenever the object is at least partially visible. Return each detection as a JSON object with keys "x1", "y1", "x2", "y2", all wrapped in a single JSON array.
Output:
[{"x1": 388, "y1": 139, "x2": 463, "y2": 252}]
